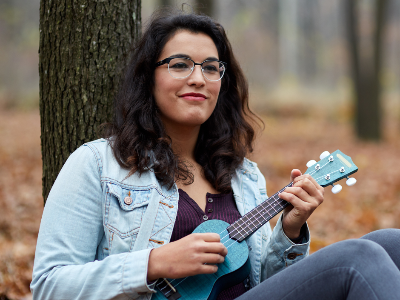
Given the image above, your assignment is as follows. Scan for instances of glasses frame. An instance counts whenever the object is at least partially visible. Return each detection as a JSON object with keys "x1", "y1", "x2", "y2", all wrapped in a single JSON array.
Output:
[{"x1": 155, "y1": 56, "x2": 227, "y2": 82}]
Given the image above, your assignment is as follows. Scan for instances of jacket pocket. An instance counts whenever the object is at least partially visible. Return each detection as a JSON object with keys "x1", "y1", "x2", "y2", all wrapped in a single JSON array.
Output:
[{"x1": 105, "y1": 182, "x2": 151, "y2": 238}]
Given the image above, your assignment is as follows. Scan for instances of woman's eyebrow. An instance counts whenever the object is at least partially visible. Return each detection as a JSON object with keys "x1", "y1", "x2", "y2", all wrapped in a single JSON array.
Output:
[
  {"x1": 205, "y1": 56, "x2": 219, "y2": 61},
  {"x1": 170, "y1": 54, "x2": 219, "y2": 61},
  {"x1": 170, "y1": 53, "x2": 191, "y2": 58}
]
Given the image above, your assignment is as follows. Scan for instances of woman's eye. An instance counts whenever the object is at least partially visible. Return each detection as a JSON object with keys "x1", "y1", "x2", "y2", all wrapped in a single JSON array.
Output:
[
  {"x1": 170, "y1": 62, "x2": 190, "y2": 69},
  {"x1": 203, "y1": 65, "x2": 218, "y2": 73}
]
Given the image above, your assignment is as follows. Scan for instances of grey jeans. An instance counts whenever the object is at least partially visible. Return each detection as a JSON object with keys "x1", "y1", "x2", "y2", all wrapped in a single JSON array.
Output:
[{"x1": 237, "y1": 229, "x2": 400, "y2": 300}]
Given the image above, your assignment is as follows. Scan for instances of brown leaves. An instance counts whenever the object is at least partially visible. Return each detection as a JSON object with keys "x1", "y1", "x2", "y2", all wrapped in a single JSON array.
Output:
[
  {"x1": 252, "y1": 112, "x2": 400, "y2": 252},
  {"x1": 0, "y1": 110, "x2": 41, "y2": 299}
]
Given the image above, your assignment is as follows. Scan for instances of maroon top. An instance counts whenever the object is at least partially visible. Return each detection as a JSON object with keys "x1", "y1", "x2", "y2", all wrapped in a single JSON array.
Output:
[{"x1": 170, "y1": 189, "x2": 247, "y2": 299}]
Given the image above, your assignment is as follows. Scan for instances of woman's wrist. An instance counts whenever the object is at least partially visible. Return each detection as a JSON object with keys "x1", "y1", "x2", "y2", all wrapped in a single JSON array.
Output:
[
  {"x1": 282, "y1": 220, "x2": 304, "y2": 240},
  {"x1": 147, "y1": 248, "x2": 161, "y2": 282},
  {"x1": 284, "y1": 223, "x2": 307, "y2": 243},
  {"x1": 283, "y1": 227, "x2": 301, "y2": 240}
]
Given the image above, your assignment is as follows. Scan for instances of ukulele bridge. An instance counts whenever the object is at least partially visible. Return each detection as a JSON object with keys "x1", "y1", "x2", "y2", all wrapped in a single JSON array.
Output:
[{"x1": 155, "y1": 278, "x2": 182, "y2": 300}]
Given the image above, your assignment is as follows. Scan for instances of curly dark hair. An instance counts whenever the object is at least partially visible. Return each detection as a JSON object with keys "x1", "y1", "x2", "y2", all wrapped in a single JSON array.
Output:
[{"x1": 104, "y1": 8, "x2": 261, "y2": 193}]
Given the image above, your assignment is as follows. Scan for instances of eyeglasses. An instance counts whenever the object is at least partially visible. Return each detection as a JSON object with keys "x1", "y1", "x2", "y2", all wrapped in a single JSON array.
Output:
[{"x1": 155, "y1": 56, "x2": 227, "y2": 81}]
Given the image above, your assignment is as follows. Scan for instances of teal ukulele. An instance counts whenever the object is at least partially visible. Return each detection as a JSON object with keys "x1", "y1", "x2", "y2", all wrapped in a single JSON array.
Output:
[{"x1": 153, "y1": 150, "x2": 358, "y2": 300}]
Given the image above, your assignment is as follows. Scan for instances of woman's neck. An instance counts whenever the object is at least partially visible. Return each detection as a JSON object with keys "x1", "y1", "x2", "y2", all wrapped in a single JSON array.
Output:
[{"x1": 164, "y1": 123, "x2": 200, "y2": 161}]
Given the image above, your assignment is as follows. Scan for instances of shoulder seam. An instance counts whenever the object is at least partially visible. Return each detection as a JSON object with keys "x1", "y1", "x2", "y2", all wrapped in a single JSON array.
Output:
[{"x1": 83, "y1": 143, "x2": 103, "y2": 178}]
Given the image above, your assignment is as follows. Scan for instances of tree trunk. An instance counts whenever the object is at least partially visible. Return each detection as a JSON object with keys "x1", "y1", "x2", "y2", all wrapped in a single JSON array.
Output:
[
  {"x1": 39, "y1": 0, "x2": 141, "y2": 203},
  {"x1": 195, "y1": 0, "x2": 214, "y2": 17},
  {"x1": 346, "y1": 0, "x2": 387, "y2": 140},
  {"x1": 159, "y1": 0, "x2": 173, "y2": 7},
  {"x1": 279, "y1": 0, "x2": 298, "y2": 83}
]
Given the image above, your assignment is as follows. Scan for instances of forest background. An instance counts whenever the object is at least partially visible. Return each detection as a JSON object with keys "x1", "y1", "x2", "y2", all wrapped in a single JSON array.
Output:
[{"x1": 1, "y1": 0, "x2": 400, "y2": 299}]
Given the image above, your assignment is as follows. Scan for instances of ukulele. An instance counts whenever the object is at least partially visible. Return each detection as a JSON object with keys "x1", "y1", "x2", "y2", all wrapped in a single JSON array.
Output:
[{"x1": 153, "y1": 150, "x2": 358, "y2": 300}]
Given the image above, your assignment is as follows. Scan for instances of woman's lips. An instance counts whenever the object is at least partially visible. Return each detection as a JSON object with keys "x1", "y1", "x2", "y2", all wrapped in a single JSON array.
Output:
[{"x1": 180, "y1": 93, "x2": 207, "y2": 101}]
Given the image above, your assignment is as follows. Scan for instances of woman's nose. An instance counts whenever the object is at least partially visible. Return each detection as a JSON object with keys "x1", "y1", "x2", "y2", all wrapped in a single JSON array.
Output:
[{"x1": 187, "y1": 65, "x2": 206, "y2": 86}]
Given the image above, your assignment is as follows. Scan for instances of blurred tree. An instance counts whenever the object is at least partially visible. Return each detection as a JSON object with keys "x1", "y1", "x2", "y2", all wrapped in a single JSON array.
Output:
[
  {"x1": 159, "y1": 0, "x2": 173, "y2": 7},
  {"x1": 195, "y1": 0, "x2": 214, "y2": 17},
  {"x1": 279, "y1": 0, "x2": 298, "y2": 84},
  {"x1": 39, "y1": 0, "x2": 141, "y2": 203},
  {"x1": 346, "y1": 0, "x2": 387, "y2": 140},
  {"x1": 157, "y1": 0, "x2": 213, "y2": 16}
]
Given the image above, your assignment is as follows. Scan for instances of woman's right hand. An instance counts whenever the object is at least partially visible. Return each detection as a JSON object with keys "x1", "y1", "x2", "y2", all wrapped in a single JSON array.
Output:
[{"x1": 147, "y1": 233, "x2": 228, "y2": 281}]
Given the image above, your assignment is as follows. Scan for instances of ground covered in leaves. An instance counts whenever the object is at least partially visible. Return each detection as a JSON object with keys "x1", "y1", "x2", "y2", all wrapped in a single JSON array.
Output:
[{"x1": 0, "y1": 108, "x2": 399, "y2": 299}]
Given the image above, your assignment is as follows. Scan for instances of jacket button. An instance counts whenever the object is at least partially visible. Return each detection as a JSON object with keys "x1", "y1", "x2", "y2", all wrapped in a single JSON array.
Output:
[
  {"x1": 208, "y1": 208, "x2": 213, "y2": 213},
  {"x1": 124, "y1": 196, "x2": 133, "y2": 205},
  {"x1": 287, "y1": 253, "x2": 298, "y2": 260},
  {"x1": 208, "y1": 198, "x2": 213, "y2": 203},
  {"x1": 203, "y1": 215, "x2": 208, "y2": 221}
]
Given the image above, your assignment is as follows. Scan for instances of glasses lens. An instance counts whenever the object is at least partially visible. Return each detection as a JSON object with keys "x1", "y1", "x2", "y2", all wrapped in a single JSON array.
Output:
[
  {"x1": 202, "y1": 60, "x2": 225, "y2": 81},
  {"x1": 168, "y1": 58, "x2": 194, "y2": 79}
]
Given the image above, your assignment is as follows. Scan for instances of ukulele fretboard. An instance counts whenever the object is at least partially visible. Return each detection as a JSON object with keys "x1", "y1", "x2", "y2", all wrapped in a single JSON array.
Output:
[{"x1": 227, "y1": 182, "x2": 293, "y2": 242}]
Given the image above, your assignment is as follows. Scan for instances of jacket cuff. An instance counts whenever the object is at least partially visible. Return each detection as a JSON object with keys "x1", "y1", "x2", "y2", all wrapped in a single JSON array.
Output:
[
  {"x1": 271, "y1": 215, "x2": 310, "y2": 267},
  {"x1": 122, "y1": 248, "x2": 156, "y2": 297}
]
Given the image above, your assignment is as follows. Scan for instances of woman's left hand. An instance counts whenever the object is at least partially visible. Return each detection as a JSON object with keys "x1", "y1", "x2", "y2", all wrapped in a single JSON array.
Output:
[{"x1": 278, "y1": 169, "x2": 324, "y2": 240}]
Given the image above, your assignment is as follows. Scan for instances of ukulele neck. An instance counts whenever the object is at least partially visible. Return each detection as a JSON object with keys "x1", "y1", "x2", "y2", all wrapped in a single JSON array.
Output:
[{"x1": 227, "y1": 182, "x2": 293, "y2": 242}]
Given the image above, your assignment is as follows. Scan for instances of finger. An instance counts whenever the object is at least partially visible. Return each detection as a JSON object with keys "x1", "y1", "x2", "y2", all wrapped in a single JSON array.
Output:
[
  {"x1": 202, "y1": 253, "x2": 225, "y2": 265},
  {"x1": 281, "y1": 185, "x2": 321, "y2": 207},
  {"x1": 198, "y1": 264, "x2": 219, "y2": 274},
  {"x1": 293, "y1": 174, "x2": 324, "y2": 193},
  {"x1": 279, "y1": 190, "x2": 305, "y2": 208},
  {"x1": 292, "y1": 176, "x2": 324, "y2": 201},
  {"x1": 202, "y1": 242, "x2": 228, "y2": 256},
  {"x1": 196, "y1": 233, "x2": 221, "y2": 242},
  {"x1": 290, "y1": 169, "x2": 302, "y2": 182}
]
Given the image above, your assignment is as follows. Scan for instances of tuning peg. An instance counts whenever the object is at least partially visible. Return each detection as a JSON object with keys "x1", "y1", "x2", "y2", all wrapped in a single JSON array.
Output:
[
  {"x1": 320, "y1": 151, "x2": 330, "y2": 160},
  {"x1": 346, "y1": 177, "x2": 357, "y2": 186},
  {"x1": 306, "y1": 160, "x2": 317, "y2": 168},
  {"x1": 331, "y1": 184, "x2": 342, "y2": 194}
]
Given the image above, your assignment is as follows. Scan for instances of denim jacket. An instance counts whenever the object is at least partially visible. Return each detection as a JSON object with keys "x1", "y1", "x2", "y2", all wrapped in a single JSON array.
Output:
[{"x1": 31, "y1": 139, "x2": 310, "y2": 300}]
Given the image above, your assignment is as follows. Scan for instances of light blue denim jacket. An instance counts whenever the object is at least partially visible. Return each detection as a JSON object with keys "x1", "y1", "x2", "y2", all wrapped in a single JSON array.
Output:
[{"x1": 31, "y1": 139, "x2": 310, "y2": 300}]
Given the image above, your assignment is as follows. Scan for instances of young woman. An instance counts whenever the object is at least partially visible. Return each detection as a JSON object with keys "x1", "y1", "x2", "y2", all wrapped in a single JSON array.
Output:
[{"x1": 31, "y1": 9, "x2": 400, "y2": 300}]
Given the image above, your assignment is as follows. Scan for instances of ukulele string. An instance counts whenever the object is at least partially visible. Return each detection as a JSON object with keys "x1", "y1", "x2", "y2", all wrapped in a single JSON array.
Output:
[
  {"x1": 222, "y1": 184, "x2": 292, "y2": 241},
  {"x1": 167, "y1": 190, "x2": 293, "y2": 288},
  {"x1": 313, "y1": 170, "x2": 341, "y2": 183},
  {"x1": 211, "y1": 191, "x2": 287, "y2": 254},
  {"x1": 217, "y1": 164, "x2": 342, "y2": 244},
  {"x1": 163, "y1": 164, "x2": 343, "y2": 290},
  {"x1": 168, "y1": 237, "x2": 242, "y2": 289},
  {"x1": 214, "y1": 162, "x2": 332, "y2": 242},
  {"x1": 213, "y1": 163, "x2": 342, "y2": 244}
]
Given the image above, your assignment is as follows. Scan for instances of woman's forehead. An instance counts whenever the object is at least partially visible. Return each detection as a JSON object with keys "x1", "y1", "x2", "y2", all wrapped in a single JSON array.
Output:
[{"x1": 159, "y1": 30, "x2": 219, "y2": 60}]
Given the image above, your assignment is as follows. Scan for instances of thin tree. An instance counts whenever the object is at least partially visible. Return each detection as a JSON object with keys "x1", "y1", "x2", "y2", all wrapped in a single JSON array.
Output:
[
  {"x1": 159, "y1": 0, "x2": 173, "y2": 7},
  {"x1": 195, "y1": 0, "x2": 214, "y2": 17},
  {"x1": 159, "y1": 1, "x2": 214, "y2": 17},
  {"x1": 346, "y1": 0, "x2": 387, "y2": 140},
  {"x1": 39, "y1": 0, "x2": 141, "y2": 203},
  {"x1": 279, "y1": 0, "x2": 298, "y2": 84}
]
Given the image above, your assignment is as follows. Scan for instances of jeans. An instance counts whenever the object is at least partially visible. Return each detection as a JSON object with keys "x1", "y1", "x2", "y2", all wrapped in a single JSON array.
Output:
[{"x1": 237, "y1": 229, "x2": 400, "y2": 300}]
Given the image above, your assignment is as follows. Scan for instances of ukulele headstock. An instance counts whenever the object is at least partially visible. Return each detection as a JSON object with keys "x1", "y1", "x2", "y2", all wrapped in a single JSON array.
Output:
[{"x1": 304, "y1": 150, "x2": 358, "y2": 193}]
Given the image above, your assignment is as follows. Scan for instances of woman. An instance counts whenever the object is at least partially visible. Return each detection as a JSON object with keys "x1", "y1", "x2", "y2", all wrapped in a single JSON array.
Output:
[{"x1": 31, "y1": 9, "x2": 400, "y2": 300}]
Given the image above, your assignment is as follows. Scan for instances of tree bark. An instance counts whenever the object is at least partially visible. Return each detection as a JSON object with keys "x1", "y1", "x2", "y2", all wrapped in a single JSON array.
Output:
[{"x1": 39, "y1": 0, "x2": 141, "y2": 203}]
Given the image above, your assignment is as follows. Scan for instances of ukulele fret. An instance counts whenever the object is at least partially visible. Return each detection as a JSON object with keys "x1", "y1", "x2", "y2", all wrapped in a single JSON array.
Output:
[{"x1": 227, "y1": 182, "x2": 293, "y2": 242}]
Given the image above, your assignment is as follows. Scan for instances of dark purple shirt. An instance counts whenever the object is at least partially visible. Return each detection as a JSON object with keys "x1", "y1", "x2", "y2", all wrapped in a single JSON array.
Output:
[{"x1": 170, "y1": 189, "x2": 247, "y2": 299}]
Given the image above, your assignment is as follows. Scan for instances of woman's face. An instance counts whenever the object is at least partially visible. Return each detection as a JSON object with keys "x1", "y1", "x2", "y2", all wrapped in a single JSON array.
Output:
[{"x1": 153, "y1": 30, "x2": 222, "y2": 132}]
